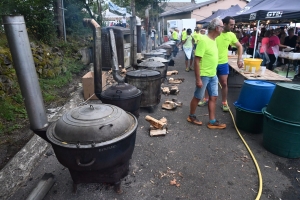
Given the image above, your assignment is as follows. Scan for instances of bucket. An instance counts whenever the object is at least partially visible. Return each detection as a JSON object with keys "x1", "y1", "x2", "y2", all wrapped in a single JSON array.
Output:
[
  {"x1": 125, "y1": 69, "x2": 161, "y2": 108},
  {"x1": 262, "y1": 108, "x2": 300, "y2": 158},
  {"x1": 243, "y1": 58, "x2": 262, "y2": 72},
  {"x1": 234, "y1": 103, "x2": 264, "y2": 133},
  {"x1": 266, "y1": 83, "x2": 300, "y2": 124},
  {"x1": 235, "y1": 80, "x2": 276, "y2": 112}
]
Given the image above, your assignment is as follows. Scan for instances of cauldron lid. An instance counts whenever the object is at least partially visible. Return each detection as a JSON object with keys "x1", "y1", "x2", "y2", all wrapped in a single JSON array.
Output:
[
  {"x1": 138, "y1": 60, "x2": 165, "y2": 68},
  {"x1": 164, "y1": 41, "x2": 176, "y2": 45},
  {"x1": 100, "y1": 83, "x2": 142, "y2": 100},
  {"x1": 126, "y1": 69, "x2": 160, "y2": 77},
  {"x1": 157, "y1": 44, "x2": 172, "y2": 49},
  {"x1": 143, "y1": 51, "x2": 163, "y2": 56},
  {"x1": 46, "y1": 104, "x2": 136, "y2": 146},
  {"x1": 144, "y1": 57, "x2": 169, "y2": 63},
  {"x1": 153, "y1": 49, "x2": 167, "y2": 53}
]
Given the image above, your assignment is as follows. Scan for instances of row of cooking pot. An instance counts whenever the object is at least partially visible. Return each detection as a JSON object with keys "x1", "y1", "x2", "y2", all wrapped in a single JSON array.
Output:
[
  {"x1": 143, "y1": 40, "x2": 176, "y2": 60},
  {"x1": 101, "y1": 56, "x2": 170, "y2": 118}
]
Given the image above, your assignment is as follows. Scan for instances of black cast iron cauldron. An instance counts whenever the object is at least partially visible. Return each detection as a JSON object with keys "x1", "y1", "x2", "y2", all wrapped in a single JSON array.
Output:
[
  {"x1": 157, "y1": 44, "x2": 172, "y2": 57},
  {"x1": 143, "y1": 57, "x2": 169, "y2": 79},
  {"x1": 125, "y1": 69, "x2": 161, "y2": 108},
  {"x1": 138, "y1": 59, "x2": 167, "y2": 82},
  {"x1": 152, "y1": 49, "x2": 168, "y2": 59},
  {"x1": 143, "y1": 51, "x2": 165, "y2": 59},
  {"x1": 46, "y1": 104, "x2": 138, "y2": 192},
  {"x1": 99, "y1": 27, "x2": 142, "y2": 118},
  {"x1": 100, "y1": 83, "x2": 142, "y2": 118}
]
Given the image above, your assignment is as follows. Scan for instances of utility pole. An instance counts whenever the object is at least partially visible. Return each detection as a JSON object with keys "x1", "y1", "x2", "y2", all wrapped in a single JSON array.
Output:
[
  {"x1": 130, "y1": 0, "x2": 137, "y2": 68},
  {"x1": 61, "y1": 0, "x2": 66, "y2": 42},
  {"x1": 145, "y1": 8, "x2": 151, "y2": 52}
]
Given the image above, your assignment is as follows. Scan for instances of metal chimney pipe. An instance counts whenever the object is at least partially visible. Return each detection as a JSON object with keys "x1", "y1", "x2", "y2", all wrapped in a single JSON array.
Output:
[
  {"x1": 2, "y1": 15, "x2": 48, "y2": 130},
  {"x1": 83, "y1": 18, "x2": 102, "y2": 99},
  {"x1": 109, "y1": 29, "x2": 125, "y2": 84},
  {"x1": 136, "y1": 25, "x2": 141, "y2": 53}
]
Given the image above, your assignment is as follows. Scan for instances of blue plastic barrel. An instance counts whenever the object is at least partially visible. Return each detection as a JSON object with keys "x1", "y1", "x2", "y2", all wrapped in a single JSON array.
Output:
[{"x1": 234, "y1": 80, "x2": 276, "y2": 112}]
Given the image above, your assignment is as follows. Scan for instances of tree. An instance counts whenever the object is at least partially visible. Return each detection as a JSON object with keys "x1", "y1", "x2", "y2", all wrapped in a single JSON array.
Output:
[
  {"x1": 0, "y1": 0, "x2": 56, "y2": 43},
  {"x1": 111, "y1": 0, "x2": 167, "y2": 18},
  {"x1": 54, "y1": 0, "x2": 64, "y2": 39}
]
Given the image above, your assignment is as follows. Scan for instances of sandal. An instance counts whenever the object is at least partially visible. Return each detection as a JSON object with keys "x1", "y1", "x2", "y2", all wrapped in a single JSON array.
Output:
[
  {"x1": 207, "y1": 120, "x2": 226, "y2": 129},
  {"x1": 187, "y1": 115, "x2": 202, "y2": 125}
]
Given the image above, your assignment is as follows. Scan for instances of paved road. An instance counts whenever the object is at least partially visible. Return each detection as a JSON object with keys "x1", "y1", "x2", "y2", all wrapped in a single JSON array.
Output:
[{"x1": 7, "y1": 51, "x2": 300, "y2": 200}]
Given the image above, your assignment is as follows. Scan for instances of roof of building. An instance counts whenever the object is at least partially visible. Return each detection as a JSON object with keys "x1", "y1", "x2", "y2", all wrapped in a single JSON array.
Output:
[
  {"x1": 160, "y1": 0, "x2": 218, "y2": 17},
  {"x1": 159, "y1": 0, "x2": 249, "y2": 17},
  {"x1": 160, "y1": 2, "x2": 193, "y2": 13}
]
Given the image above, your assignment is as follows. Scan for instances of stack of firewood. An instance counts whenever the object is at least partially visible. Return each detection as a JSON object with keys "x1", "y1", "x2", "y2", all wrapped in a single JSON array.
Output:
[{"x1": 145, "y1": 115, "x2": 168, "y2": 136}]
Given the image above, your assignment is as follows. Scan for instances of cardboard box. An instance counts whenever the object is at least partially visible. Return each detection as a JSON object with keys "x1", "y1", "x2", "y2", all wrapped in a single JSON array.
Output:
[{"x1": 82, "y1": 71, "x2": 107, "y2": 100}]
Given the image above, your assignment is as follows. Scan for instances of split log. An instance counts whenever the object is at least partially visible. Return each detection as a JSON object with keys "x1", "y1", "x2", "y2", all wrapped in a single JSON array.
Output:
[
  {"x1": 159, "y1": 117, "x2": 167, "y2": 124},
  {"x1": 162, "y1": 87, "x2": 170, "y2": 95},
  {"x1": 150, "y1": 128, "x2": 167, "y2": 137},
  {"x1": 170, "y1": 86, "x2": 179, "y2": 95},
  {"x1": 145, "y1": 115, "x2": 167, "y2": 129},
  {"x1": 168, "y1": 79, "x2": 182, "y2": 84},
  {"x1": 166, "y1": 70, "x2": 178, "y2": 76}
]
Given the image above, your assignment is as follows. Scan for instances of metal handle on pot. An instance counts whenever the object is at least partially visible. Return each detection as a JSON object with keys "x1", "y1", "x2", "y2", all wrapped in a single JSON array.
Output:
[
  {"x1": 76, "y1": 157, "x2": 96, "y2": 167},
  {"x1": 99, "y1": 124, "x2": 113, "y2": 129}
]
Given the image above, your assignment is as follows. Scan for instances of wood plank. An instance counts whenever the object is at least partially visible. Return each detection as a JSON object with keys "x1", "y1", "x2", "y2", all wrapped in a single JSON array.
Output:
[{"x1": 228, "y1": 58, "x2": 292, "y2": 82}]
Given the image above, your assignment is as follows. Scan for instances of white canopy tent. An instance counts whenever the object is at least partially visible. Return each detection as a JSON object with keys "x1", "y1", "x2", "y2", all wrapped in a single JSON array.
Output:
[{"x1": 102, "y1": 9, "x2": 131, "y2": 19}]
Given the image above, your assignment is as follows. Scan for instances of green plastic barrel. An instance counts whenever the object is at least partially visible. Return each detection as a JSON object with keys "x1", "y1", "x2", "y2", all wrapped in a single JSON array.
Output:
[
  {"x1": 266, "y1": 83, "x2": 300, "y2": 124},
  {"x1": 234, "y1": 103, "x2": 264, "y2": 133},
  {"x1": 262, "y1": 108, "x2": 300, "y2": 158}
]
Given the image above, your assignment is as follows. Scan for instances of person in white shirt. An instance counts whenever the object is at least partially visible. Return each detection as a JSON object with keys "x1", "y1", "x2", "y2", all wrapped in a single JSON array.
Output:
[{"x1": 122, "y1": 16, "x2": 126, "y2": 28}]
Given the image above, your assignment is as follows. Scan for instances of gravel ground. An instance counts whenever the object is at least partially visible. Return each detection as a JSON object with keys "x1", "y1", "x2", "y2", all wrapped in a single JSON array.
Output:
[{"x1": 7, "y1": 51, "x2": 300, "y2": 200}]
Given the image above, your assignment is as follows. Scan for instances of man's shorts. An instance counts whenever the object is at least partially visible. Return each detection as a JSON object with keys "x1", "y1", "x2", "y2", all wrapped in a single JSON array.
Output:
[
  {"x1": 185, "y1": 51, "x2": 194, "y2": 60},
  {"x1": 194, "y1": 75, "x2": 218, "y2": 99},
  {"x1": 217, "y1": 63, "x2": 229, "y2": 76}
]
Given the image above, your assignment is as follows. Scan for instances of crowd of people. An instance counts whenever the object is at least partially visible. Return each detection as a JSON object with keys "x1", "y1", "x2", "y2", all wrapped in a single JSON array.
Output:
[
  {"x1": 107, "y1": 16, "x2": 128, "y2": 28},
  {"x1": 167, "y1": 16, "x2": 300, "y2": 129},
  {"x1": 233, "y1": 26, "x2": 300, "y2": 75},
  {"x1": 167, "y1": 17, "x2": 244, "y2": 129}
]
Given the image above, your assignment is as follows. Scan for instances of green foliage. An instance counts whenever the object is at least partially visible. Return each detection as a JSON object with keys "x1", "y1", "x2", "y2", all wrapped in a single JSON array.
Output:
[
  {"x1": 39, "y1": 58, "x2": 86, "y2": 103},
  {"x1": 110, "y1": 0, "x2": 167, "y2": 17},
  {"x1": 0, "y1": 0, "x2": 56, "y2": 43},
  {"x1": 0, "y1": 98, "x2": 27, "y2": 122},
  {"x1": 0, "y1": 33, "x2": 88, "y2": 134}
]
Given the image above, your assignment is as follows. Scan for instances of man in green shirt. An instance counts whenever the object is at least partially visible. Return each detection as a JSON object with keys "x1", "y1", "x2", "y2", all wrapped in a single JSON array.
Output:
[
  {"x1": 172, "y1": 29, "x2": 178, "y2": 40},
  {"x1": 181, "y1": 28, "x2": 186, "y2": 40},
  {"x1": 187, "y1": 18, "x2": 226, "y2": 129},
  {"x1": 198, "y1": 16, "x2": 243, "y2": 112},
  {"x1": 171, "y1": 28, "x2": 179, "y2": 57}
]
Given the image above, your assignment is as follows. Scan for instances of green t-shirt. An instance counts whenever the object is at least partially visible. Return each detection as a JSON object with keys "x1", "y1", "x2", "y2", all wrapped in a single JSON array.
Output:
[
  {"x1": 181, "y1": 30, "x2": 187, "y2": 40},
  {"x1": 194, "y1": 35, "x2": 218, "y2": 77},
  {"x1": 193, "y1": 32, "x2": 203, "y2": 44},
  {"x1": 183, "y1": 35, "x2": 193, "y2": 48},
  {"x1": 216, "y1": 32, "x2": 238, "y2": 64},
  {"x1": 172, "y1": 31, "x2": 178, "y2": 40}
]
